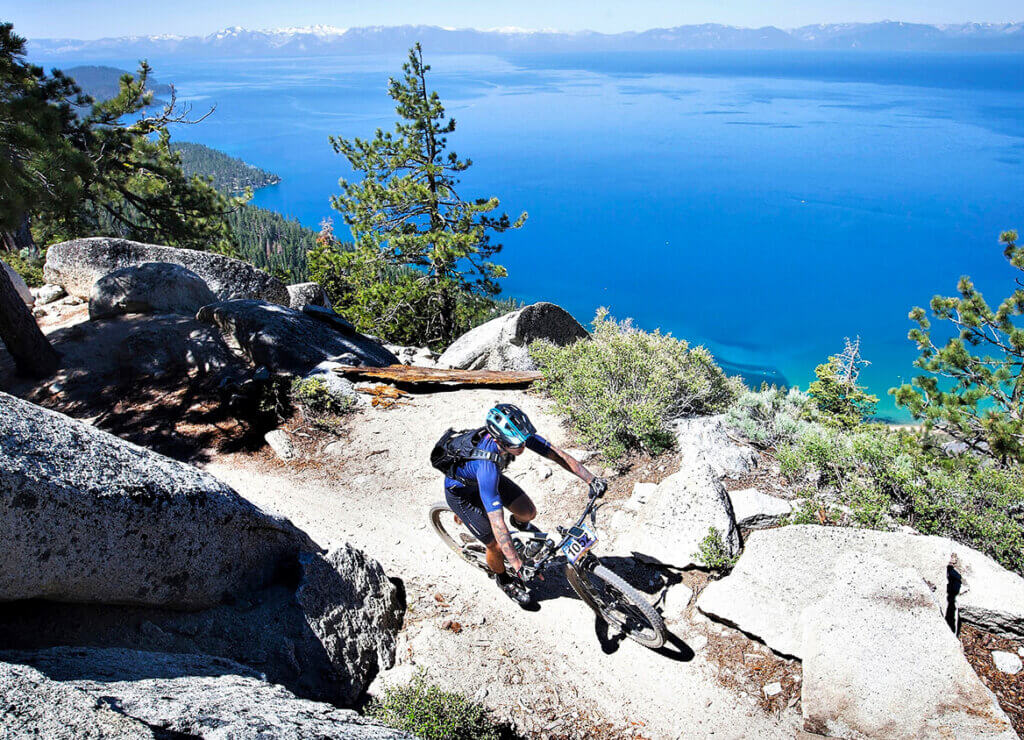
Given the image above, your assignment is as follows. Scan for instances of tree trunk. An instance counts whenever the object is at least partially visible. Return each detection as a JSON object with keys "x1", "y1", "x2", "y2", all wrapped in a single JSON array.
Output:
[
  {"x1": 1, "y1": 214, "x2": 36, "y2": 254},
  {"x1": 0, "y1": 269, "x2": 59, "y2": 378}
]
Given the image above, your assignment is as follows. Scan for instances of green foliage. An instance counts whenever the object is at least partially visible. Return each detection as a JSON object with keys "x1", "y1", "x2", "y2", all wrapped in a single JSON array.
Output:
[
  {"x1": 3, "y1": 249, "x2": 44, "y2": 287},
  {"x1": 531, "y1": 309, "x2": 740, "y2": 459},
  {"x1": 726, "y1": 386, "x2": 815, "y2": 449},
  {"x1": 778, "y1": 422, "x2": 1024, "y2": 575},
  {"x1": 290, "y1": 376, "x2": 351, "y2": 418},
  {"x1": 695, "y1": 528, "x2": 738, "y2": 570},
  {"x1": 229, "y1": 204, "x2": 319, "y2": 282},
  {"x1": 171, "y1": 141, "x2": 280, "y2": 193},
  {"x1": 367, "y1": 672, "x2": 503, "y2": 740},
  {"x1": 891, "y1": 230, "x2": 1024, "y2": 464},
  {"x1": 807, "y1": 357, "x2": 878, "y2": 429},
  {"x1": 327, "y1": 44, "x2": 525, "y2": 347},
  {"x1": 1, "y1": 22, "x2": 240, "y2": 254}
]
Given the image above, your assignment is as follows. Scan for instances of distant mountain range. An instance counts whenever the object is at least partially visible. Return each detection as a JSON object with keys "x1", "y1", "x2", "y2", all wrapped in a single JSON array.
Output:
[{"x1": 29, "y1": 21, "x2": 1024, "y2": 58}]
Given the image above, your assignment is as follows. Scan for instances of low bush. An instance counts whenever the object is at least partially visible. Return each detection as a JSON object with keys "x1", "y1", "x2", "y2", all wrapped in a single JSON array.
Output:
[
  {"x1": 530, "y1": 309, "x2": 741, "y2": 459},
  {"x1": 367, "y1": 672, "x2": 505, "y2": 740},
  {"x1": 290, "y1": 376, "x2": 351, "y2": 417},
  {"x1": 726, "y1": 386, "x2": 814, "y2": 449},
  {"x1": 694, "y1": 527, "x2": 738, "y2": 570},
  {"x1": 778, "y1": 423, "x2": 1024, "y2": 575},
  {"x1": 4, "y1": 248, "x2": 44, "y2": 287}
]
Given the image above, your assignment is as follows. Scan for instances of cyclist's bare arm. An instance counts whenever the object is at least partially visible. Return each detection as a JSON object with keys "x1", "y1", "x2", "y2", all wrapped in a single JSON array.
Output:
[
  {"x1": 539, "y1": 444, "x2": 595, "y2": 483},
  {"x1": 487, "y1": 510, "x2": 523, "y2": 572}
]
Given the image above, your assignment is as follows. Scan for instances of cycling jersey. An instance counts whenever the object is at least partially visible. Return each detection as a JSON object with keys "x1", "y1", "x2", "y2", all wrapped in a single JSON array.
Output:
[{"x1": 445, "y1": 433, "x2": 552, "y2": 512}]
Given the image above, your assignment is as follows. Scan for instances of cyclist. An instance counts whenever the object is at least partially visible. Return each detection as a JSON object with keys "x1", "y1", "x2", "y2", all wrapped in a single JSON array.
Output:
[{"x1": 444, "y1": 403, "x2": 606, "y2": 606}]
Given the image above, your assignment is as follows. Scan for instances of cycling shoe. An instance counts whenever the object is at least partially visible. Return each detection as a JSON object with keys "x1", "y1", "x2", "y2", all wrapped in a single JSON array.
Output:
[{"x1": 494, "y1": 572, "x2": 533, "y2": 608}]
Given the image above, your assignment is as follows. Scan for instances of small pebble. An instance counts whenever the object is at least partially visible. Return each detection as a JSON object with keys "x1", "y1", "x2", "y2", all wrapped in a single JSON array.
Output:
[
  {"x1": 992, "y1": 650, "x2": 1022, "y2": 675},
  {"x1": 763, "y1": 682, "x2": 783, "y2": 698}
]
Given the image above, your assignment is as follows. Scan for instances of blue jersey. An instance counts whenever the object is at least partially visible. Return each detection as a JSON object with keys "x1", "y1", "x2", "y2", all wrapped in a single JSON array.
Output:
[{"x1": 445, "y1": 433, "x2": 552, "y2": 512}]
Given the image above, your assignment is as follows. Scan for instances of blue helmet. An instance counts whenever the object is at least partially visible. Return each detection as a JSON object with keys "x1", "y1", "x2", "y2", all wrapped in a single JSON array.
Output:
[{"x1": 485, "y1": 403, "x2": 536, "y2": 447}]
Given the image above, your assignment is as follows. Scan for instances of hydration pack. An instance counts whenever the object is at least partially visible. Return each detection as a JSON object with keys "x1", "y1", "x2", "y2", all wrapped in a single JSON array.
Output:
[{"x1": 430, "y1": 427, "x2": 510, "y2": 483}]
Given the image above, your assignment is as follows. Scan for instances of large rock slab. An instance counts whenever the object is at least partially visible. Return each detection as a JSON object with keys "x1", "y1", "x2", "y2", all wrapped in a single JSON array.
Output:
[
  {"x1": 729, "y1": 488, "x2": 793, "y2": 529},
  {"x1": 696, "y1": 526, "x2": 952, "y2": 658},
  {"x1": 0, "y1": 546, "x2": 404, "y2": 706},
  {"x1": 44, "y1": 237, "x2": 289, "y2": 304},
  {"x1": 287, "y1": 281, "x2": 332, "y2": 309},
  {"x1": 947, "y1": 539, "x2": 1024, "y2": 640},
  {"x1": 2, "y1": 259, "x2": 34, "y2": 306},
  {"x1": 0, "y1": 392, "x2": 317, "y2": 608},
  {"x1": 609, "y1": 463, "x2": 740, "y2": 569},
  {"x1": 89, "y1": 262, "x2": 216, "y2": 319},
  {"x1": 197, "y1": 299, "x2": 398, "y2": 374},
  {"x1": 4, "y1": 647, "x2": 411, "y2": 739},
  {"x1": 0, "y1": 660, "x2": 153, "y2": 738},
  {"x1": 438, "y1": 301, "x2": 588, "y2": 371},
  {"x1": 673, "y1": 414, "x2": 758, "y2": 478},
  {"x1": 800, "y1": 552, "x2": 1015, "y2": 739}
]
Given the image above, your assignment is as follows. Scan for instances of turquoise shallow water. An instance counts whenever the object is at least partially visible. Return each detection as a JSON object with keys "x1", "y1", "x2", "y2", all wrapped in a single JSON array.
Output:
[{"x1": 38, "y1": 51, "x2": 1024, "y2": 419}]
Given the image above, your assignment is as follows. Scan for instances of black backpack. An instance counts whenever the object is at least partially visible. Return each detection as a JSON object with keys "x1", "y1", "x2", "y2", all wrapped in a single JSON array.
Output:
[{"x1": 430, "y1": 427, "x2": 509, "y2": 483}]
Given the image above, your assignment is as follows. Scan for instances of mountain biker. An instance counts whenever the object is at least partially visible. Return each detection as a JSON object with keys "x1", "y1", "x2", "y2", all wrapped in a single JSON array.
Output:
[{"x1": 444, "y1": 403, "x2": 607, "y2": 606}]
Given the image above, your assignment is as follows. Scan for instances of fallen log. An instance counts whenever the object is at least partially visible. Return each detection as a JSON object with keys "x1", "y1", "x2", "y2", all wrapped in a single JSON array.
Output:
[{"x1": 333, "y1": 364, "x2": 543, "y2": 386}]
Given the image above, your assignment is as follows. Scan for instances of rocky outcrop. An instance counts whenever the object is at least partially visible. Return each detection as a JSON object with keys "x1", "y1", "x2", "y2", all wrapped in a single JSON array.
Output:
[
  {"x1": 800, "y1": 552, "x2": 1015, "y2": 739},
  {"x1": 696, "y1": 526, "x2": 952, "y2": 658},
  {"x1": 88, "y1": 262, "x2": 216, "y2": 320},
  {"x1": 197, "y1": 299, "x2": 398, "y2": 374},
  {"x1": 2, "y1": 259, "x2": 34, "y2": 306},
  {"x1": 3, "y1": 648, "x2": 412, "y2": 739},
  {"x1": 33, "y1": 283, "x2": 65, "y2": 305},
  {"x1": 44, "y1": 237, "x2": 289, "y2": 305},
  {"x1": 608, "y1": 463, "x2": 740, "y2": 569},
  {"x1": 948, "y1": 540, "x2": 1024, "y2": 640},
  {"x1": 297, "y1": 545, "x2": 405, "y2": 704},
  {"x1": 0, "y1": 545, "x2": 404, "y2": 706},
  {"x1": 673, "y1": 414, "x2": 758, "y2": 478},
  {"x1": 0, "y1": 392, "x2": 317, "y2": 608},
  {"x1": 0, "y1": 660, "x2": 153, "y2": 738},
  {"x1": 302, "y1": 360, "x2": 359, "y2": 405},
  {"x1": 729, "y1": 488, "x2": 793, "y2": 529},
  {"x1": 697, "y1": 525, "x2": 1024, "y2": 655},
  {"x1": 287, "y1": 281, "x2": 332, "y2": 310},
  {"x1": 438, "y1": 301, "x2": 588, "y2": 371}
]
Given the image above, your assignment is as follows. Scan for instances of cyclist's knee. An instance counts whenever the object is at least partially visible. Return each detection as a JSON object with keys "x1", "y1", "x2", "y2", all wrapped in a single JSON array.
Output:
[{"x1": 512, "y1": 498, "x2": 537, "y2": 521}]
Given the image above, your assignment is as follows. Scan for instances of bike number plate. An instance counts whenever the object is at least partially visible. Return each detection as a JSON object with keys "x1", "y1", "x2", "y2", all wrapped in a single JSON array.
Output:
[{"x1": 561, "y1": 522, "x2": 597, "y2": 564}]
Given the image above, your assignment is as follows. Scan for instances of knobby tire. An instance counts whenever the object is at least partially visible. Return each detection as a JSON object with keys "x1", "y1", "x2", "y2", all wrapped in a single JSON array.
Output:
[{"x1": 567, "y1": 562, "x2": 666, "y2": 649}]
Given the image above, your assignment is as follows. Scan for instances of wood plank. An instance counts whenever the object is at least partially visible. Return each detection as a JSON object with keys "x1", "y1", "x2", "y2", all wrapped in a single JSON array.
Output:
[{"x1": 333, "y1": 364, "x2": 543, "y2": 385}]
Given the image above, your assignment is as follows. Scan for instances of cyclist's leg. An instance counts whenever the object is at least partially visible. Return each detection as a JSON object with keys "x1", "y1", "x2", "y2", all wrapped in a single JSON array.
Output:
[
  {"x1": 498, "y1": 475, "x2": 536, "y2": 525},
  {"x1": 444, "y1": 485, "x2": 505, "y2": 573}
]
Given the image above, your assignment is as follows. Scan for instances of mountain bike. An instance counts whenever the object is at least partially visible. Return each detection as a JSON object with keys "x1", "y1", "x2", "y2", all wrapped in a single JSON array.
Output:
[{"x1": 429, "y1": 482, "x2": 666, "y2": 649}]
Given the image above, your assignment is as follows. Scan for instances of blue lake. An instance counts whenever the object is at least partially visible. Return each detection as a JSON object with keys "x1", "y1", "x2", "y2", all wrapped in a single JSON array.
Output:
[{"x1": 41, "y1": 51, "x2": 1024, "y2": 419}]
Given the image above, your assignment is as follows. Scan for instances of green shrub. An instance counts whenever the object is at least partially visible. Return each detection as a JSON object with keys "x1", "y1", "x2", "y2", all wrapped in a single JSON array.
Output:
[
  {"x1": 694, "y1": 527, "x2": 738, "y2": 570},
  {"x1": 367, "y1": 673, "x2": 504, "y2": 740},
  {"x1": 4, "y1": 249, "x2": 44, "y2": 287},
  {"x1": 807, "y1": 357, "x2": 878, "y2": 429},
  {"x1": 530, "y1": 309, "x2": 741, "y2": 459},
  {"x1": 290, "y1": 376, "x2": 351, "y2": 418},
  {"x1": 779, "y1": 423, "x2": 1024, "y2": 575},
  {"x1": 726, "y1": 386, "x2": 814, "y2": 449}
]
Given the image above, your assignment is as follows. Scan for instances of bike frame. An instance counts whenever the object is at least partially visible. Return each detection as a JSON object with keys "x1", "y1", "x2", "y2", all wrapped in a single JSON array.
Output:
[{"x1": 513, "y1": 494, "x2": 604, "y2": 580}]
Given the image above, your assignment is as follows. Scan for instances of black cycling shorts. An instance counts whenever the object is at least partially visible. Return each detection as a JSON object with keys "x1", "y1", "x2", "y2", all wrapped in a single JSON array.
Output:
[{"x1": 444, "y1": 475, "x2": 528, "y2": 545}]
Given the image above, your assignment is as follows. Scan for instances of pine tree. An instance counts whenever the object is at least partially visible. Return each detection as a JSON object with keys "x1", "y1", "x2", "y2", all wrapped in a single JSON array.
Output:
[
  {"x1": 323, "y1": 43, "x2": 525, "y2": 347},
  {"x1": 891, "y1": 230, "x2": 1024, "y2": 464},
  {"x1": 1, "y1": 22, "x2": 241, "y2": 255}
]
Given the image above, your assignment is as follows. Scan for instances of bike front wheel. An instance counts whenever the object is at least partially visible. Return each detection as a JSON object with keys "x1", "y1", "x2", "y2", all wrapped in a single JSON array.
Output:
[
  {"x1": 566, "y1": 561, "x2": 666, "y2": 649},
  {"x1": 429, "y1": 502, "x2": 491, "y2": 574}
]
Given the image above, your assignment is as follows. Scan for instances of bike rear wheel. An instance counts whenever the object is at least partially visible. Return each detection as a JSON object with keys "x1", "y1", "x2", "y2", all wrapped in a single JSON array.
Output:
[
  {"x1": 566, "y1": 561, "x2": 666, "y2": 649},
  {"x1": 429, "y1": 502, "x2": 491, "y2": 574}
]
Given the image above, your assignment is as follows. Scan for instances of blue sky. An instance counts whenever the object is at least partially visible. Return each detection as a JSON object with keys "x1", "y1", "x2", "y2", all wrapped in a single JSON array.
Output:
[{"x1": 7, "y1": 0, "x2": 1023, "y2": 40}]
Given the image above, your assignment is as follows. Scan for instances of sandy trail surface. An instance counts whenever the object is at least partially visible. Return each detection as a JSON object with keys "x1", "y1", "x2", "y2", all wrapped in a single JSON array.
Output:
[{"x1": 204, "y1": 387, "x2": 801, "y2": 739}]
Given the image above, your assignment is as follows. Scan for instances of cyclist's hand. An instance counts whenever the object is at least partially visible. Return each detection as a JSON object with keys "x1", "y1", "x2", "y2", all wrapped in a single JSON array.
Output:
[{"x1": 589, "y1": 477, "x2": 608, "y2": 499}]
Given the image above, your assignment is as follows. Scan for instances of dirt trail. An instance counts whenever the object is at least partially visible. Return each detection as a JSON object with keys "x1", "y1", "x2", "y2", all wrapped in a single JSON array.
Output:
[{"x1": 204, "y1": 387, "x2": 802, "y2": 739}]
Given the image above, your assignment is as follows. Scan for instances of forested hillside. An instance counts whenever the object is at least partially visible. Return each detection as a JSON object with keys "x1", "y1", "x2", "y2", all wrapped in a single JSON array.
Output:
[
  {"x1": 172, "y1": 142, "x2": 281, "y2": 193},
  {"x1": 228, "y1": 205, "x2": 320, "y2": 281}
]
